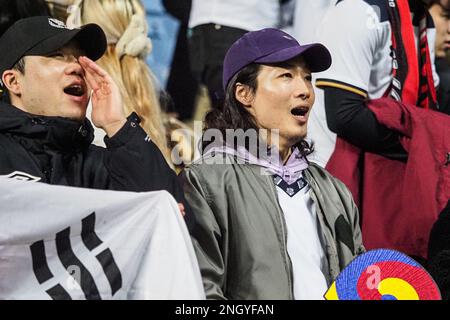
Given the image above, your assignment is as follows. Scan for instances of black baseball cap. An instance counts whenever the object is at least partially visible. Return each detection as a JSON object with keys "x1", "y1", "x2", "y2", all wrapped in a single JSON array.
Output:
[{"x1": 0, "y1": 16, "x2": 107, "y2": 79}]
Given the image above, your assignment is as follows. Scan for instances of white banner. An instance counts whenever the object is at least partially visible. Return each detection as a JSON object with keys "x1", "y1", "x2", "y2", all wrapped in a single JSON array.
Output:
[{"x1": 0, "y1": 177, "x2": 205, "y2": 300}]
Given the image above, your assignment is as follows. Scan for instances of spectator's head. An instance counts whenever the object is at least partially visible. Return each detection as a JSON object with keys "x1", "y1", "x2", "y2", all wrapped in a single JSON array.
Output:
[
  {"x1": 0, "y1": 16, "x2": 106, "y2": 121},
  {"x1": 204, "y1": 28, "x2": 331, "y2": 155},
  {"x1": 429, "y1": 0, "x2": 450, "y2": 58},
  {"x1": 73, "y1": 0, "x2": 170, "y2": 161}
]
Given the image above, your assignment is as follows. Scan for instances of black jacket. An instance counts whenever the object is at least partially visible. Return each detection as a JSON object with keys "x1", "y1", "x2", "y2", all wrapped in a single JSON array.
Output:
[
  {"x1": 427, "y1": 200, "x2": 450, "y2": 300},
  {"x1": 0, "y1": 102, "x2": 186, "y2": 202},
  {"x1": 436, "y1": 58, "x2": 450, "y2": 116}
]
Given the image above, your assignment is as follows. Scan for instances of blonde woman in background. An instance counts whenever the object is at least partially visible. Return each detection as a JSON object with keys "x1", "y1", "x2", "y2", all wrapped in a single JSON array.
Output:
[{"x1": 66, "y1": 0, "x2": 172, "y2": 164}]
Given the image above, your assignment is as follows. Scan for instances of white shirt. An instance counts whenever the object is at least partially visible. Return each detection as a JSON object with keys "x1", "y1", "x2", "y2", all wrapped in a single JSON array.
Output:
[
  {"x1": 292, "y1": 0, "x2": 337, "y2": 44},
  {"x1": 304, "y1": 0, "x2": 439, "y2": 167},
  {"x1": 189, "y1": 0, "x2": 280, "y2": 31},
  {"x1": 273, "y1": 175, "x2": 329, "y2": 300}
]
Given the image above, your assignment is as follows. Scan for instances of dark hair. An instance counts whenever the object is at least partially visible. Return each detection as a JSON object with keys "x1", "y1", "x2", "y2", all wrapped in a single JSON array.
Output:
[
  {"x1": 0, "y1": 0, "x2": 50, "y2": 36},
  {"x1": 429, "y1": 0, "x2": 445, "y2": 6},
  {"x1": 204, "y1": 64, "x2": 260, "y2": 138},
  {"x1": 419, "y1": 0, "x2": 450, "y2": 10},
  {"x1": 11, "y1": 57, "x2": 25, "y2": 74},
  {"x1": 202, "y1": 63, "x2": 314, "y2": 157}
]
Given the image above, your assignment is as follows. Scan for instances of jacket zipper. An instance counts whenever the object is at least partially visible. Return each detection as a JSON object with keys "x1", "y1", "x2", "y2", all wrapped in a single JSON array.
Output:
[{"x1": 266, "y1": 176, "x2": 295, "y2": 299}]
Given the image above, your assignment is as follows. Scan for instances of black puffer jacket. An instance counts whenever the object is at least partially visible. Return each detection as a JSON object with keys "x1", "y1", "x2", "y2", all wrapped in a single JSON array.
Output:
[{"x1": 0, "y1": 102, "x2": 185, "y2": 202}]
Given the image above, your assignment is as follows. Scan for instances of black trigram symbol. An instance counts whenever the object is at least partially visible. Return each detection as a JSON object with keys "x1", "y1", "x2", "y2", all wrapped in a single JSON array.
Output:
[{"x1": 30, "y1": 212, "x2": 122, "y2": 300}]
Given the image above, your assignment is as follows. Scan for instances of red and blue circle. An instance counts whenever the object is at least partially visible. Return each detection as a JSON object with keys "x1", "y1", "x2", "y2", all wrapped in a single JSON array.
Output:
[{"x1": 331, "y1": 249, "x2": 441, "y2": 300}]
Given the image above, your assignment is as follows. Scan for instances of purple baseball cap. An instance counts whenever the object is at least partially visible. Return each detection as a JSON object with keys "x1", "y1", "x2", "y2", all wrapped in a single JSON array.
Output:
[{"x1": 222, "y1": 28, "x2": 332, "y2": 91}]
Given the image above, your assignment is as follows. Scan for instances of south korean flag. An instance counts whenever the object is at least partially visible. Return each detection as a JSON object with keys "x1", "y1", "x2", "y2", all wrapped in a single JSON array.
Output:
[{"x1": 0, "y1": 178, "x2": 205, "y2": 300}]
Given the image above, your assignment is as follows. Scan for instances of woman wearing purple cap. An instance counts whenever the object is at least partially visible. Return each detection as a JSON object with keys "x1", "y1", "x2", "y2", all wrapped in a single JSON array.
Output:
[{"x1": 180, "y1": 28, "x2": 365, "y2": 300}]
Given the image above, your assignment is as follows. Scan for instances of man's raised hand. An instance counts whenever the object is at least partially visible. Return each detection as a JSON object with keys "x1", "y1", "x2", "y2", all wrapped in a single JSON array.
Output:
[{"x1": 79, "y1": 56, "x2": 126, "y2": 137}]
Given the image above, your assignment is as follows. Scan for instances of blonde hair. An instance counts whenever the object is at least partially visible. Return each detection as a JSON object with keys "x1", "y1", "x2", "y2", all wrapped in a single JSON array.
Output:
[{"x1": 78, "y1": 0, "x2": 171, "y2": 164}]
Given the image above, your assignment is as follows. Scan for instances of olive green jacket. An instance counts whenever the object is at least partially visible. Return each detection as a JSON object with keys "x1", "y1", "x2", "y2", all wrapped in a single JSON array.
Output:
[{"x1": 180, "y1": 153, "x2": 365, "y2": 300}]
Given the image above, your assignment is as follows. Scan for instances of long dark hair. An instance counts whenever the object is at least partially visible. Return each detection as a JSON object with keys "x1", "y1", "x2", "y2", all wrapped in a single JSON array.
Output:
[{"x1": 202, "y1": 63, "x2": 313, "y2": 157}]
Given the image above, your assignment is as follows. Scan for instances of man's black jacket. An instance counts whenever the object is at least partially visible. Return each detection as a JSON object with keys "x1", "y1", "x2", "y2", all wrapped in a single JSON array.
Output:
[{"x1": 0, "y1": 102, "x2": 187, "y2": 204}]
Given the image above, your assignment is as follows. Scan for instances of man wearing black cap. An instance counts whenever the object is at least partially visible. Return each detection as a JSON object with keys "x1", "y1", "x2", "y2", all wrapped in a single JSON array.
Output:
[{"x1": 0, "y1": 17, "x2": 187, "y2": 210}]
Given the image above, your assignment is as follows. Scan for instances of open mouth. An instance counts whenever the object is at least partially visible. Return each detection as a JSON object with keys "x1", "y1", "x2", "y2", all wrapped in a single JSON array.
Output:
[
  {"x1": 63, "y1": 84, "x2": 85, "y2": 97},
  {"x1": 291, "y1": 106, "x2": 309, "y2": 117}
]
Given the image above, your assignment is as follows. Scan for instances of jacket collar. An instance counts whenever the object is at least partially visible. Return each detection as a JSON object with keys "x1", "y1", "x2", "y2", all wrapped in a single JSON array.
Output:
[
  {"x1": 0, "y1": 102, "x2": 94, "y2": 153},
  {"x1": 203, "y1": 143, "x2": 309, "y2": 185}
]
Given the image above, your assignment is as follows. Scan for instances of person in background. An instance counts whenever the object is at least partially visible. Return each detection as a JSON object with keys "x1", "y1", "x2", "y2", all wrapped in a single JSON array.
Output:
[
  {"x1": 187, "y1": 0, "x2": 281, "y2": 109},
  {"x1": 427, "y1": 199, "x2": 450, "y2": 300},
  {"x1": 429, "y1": 0, "x2": 450, "y2": 114},
  {"x1": 0, "y1": 0, "x2": 50, "y2": 35},
  {"x1": 291, "y1": 0, "x2": 336, "y2": 44},
  {"x1": 181, "y1": 28, "x2": 364, "y2": 300},
  {"x1": 304, "y1": 0, "x2": 444, "y2": 262},
  {"x1": 162, "y1": 0, "x2": 199, "y2": 121}
]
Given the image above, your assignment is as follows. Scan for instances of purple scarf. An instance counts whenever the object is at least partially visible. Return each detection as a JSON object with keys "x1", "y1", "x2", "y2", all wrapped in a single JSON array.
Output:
[{"x1": 203, "y1": 144, "x2": 309, "y2": 185}]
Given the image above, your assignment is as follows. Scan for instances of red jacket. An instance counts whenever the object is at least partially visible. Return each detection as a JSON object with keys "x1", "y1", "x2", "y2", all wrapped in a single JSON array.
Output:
[{"x1": 326, "y1": 98, "x2": 450, "y2": 258}]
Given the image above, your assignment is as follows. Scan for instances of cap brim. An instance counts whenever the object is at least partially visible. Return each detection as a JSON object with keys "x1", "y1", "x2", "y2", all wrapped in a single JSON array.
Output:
[
  {"x1": 25, "y1": 24, "x2": 107, "y2": 61},
  {"x1": 255, "y1": 43, "x2": 332, "y2": 73}
]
